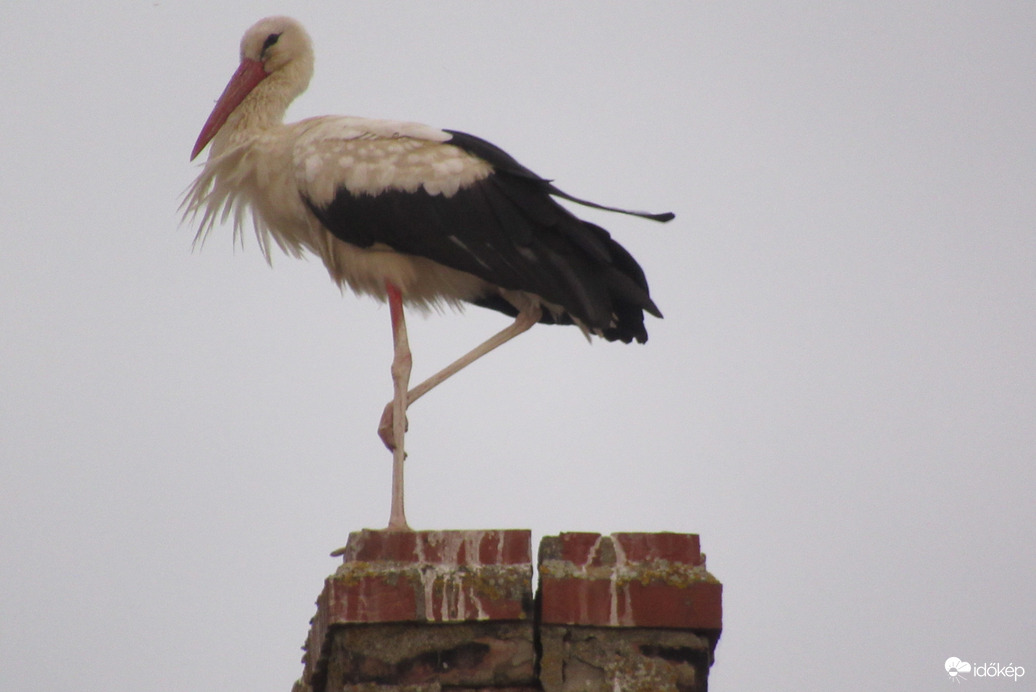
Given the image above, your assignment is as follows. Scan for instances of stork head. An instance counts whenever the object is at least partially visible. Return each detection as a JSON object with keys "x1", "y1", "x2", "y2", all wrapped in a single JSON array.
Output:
[{"x1": 191, "y1": 16, "x2": 314, "y2": 160}]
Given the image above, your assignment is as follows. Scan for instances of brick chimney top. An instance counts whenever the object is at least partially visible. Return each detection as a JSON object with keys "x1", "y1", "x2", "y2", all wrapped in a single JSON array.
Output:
[{"x1": 298, "y1": 529, "x2": 721, "y2": 692}]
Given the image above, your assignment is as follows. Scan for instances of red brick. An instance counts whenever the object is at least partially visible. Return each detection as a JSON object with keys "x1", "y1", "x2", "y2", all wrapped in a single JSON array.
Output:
[
  {"x1": 614, "y1": 532, "x2": 703, "y2": 565},
  {"x1": 538, "y1": 532, "x2": 722, "y2": 630},
  {"x1": 624, "y1": 580, "x2": 723, "y2": 629},
  {"x1": 304, "y1": 529, "x2": 533, "y2": 689},
  {"x1": 338, "y1": 528, "x2": 531, "y2": 566},
  {"x1": 552, "y1": 532, "x2": 613, "y2": 566},
  {"x1": 321, "y1": 530, "x2": 532, "y2": 625},
  {"x1": 303, "y1": 529, "x2": 721, "y2": 691}
]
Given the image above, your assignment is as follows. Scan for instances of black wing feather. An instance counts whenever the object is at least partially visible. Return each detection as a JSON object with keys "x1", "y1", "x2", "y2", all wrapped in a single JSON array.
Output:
[{"x1": 304, "y1": 130, "x2": 668, "y2": 343}]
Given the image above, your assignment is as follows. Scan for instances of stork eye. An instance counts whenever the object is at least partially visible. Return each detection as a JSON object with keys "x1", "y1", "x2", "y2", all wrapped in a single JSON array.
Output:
[{"x1": 261, "y1": 33, "x2": 281, "y2": 54}]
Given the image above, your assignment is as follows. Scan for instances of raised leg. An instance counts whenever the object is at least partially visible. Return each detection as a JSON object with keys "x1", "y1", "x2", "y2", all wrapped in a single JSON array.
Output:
[
  {"x1": 378, "y1": 305, "x2": 542, "y2": 451},
  {"x1": 386, "y1": 282, "x2": 410, "y2": 530}
]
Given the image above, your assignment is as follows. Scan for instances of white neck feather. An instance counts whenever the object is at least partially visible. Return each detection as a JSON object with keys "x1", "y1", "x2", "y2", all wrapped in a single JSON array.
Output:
[{"x1": 212, "y1": 51, "x2": 314, "y2": 157}]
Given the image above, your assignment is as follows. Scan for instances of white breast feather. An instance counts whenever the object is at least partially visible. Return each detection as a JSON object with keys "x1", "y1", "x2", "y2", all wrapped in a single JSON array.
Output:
[
  {"x1": 182, "y1": 131, "x2": 311, "y2": 264},
  {"x1": 183, "y1": 116, "x2": 497, "y2": 308}
]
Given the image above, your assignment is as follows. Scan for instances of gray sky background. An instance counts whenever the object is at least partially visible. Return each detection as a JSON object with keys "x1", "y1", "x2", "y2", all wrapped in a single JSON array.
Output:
[{"x1": 2, "y1": 2, "x2": 1033, "y2": 690}]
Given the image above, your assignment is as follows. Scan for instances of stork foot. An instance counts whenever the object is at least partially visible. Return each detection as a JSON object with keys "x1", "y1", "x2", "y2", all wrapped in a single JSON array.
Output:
[{"x1": 378, "y1": 402, "x2": 408, "y2": 453}]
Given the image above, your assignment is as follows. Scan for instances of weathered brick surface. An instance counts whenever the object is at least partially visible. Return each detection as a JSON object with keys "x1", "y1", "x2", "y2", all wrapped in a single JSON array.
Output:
[
  {"x1": 304, "y1": 530, "x2": 534, "y2": 691},
  {"x1": 537, "y1": 532, "x2": 721, "y2": 692},
  {"x1": 321, "y1": 529, "x2": 532, "y2": 623},
  {"x1": 337, "y1": 529, "x2": 531, "y2": 566},
  {"x1": 322, "y1": 622, "x2": 536, "y2": 691},
  {"x1": 538, "y1": 532, "x2": 721, "y2": 629},
  {"x1": 304, "y1": 686, "x2": 538, "y2": 692},
  {"x1": 539, "y1": 626, "x2": 714, "y2": 692},
  {"x1": 300, "y1": 530, "x2": 722, "y2": 692}
]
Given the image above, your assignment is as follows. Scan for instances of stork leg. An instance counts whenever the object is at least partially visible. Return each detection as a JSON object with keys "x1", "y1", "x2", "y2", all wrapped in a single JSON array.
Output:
[
  {"x1": 378, "y1": 305, "x2": 542, "y2": 452},
  {"x1": 385, "y1": 282, "x2": 411, "y2": 530}
]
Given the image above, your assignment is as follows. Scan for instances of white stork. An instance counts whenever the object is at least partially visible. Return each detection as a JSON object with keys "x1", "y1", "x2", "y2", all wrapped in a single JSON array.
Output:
[{"x1": 183, "y1": 16, "x2": 672, "y2": 530}]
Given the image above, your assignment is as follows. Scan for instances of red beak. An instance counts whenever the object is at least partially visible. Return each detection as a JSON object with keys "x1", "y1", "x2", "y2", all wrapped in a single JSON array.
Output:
[{"x1": 191, "y1": 58, "x2": 269, "y2": 161}]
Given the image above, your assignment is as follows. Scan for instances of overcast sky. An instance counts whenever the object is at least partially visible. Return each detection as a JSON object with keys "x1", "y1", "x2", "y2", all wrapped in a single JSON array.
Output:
[{"x1": 2, "y1": 2, "x2": 1033, "y2": 690}]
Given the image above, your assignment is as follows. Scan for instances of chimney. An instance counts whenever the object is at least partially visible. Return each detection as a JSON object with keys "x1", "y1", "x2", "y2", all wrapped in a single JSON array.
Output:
[
  {"x1": 297, "y1": 529, "x2": 721, "y2": 691},
  {"x1": 538, "y1": 532, "x2": 722, "y2": 691}
]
